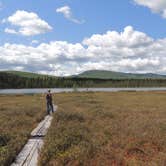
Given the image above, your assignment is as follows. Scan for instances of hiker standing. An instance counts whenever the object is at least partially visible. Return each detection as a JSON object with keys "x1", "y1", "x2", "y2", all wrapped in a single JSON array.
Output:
[{"x1": 46, "y1": 90, "x2": 54, "y2": 114}]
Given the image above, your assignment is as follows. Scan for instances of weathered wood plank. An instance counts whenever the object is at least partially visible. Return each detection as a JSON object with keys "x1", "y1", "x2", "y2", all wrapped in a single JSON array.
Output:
[{"x1": 11, "y1": 105, "x2": 57, "y2": 166}]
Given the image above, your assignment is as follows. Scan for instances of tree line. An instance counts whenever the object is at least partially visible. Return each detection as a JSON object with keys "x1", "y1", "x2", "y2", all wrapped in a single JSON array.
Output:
[{"x1": 0, "y1": 72, "x2": 166, "y2": 89}]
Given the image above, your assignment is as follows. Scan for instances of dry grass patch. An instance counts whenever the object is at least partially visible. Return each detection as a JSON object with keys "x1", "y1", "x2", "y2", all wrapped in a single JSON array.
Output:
[
  {"x1": 0, "y1": 94, "x2": 45, "y2": 166},
  {"x1": 39, "y1": 92, "x2": 166, "y2": 166}
]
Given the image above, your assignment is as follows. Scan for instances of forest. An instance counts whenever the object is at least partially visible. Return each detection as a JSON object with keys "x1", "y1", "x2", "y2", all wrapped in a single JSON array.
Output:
[{"x1": 0, "y1": 72, "x2": 166, "y2": 89}]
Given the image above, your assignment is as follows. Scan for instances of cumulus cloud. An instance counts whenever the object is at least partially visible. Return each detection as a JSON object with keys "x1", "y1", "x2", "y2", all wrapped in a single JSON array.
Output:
[
  {"x1": 56, "y1": 6, "x2": 84, "y2": 24},
  {"x1": 134, "y1": 0, "x2": 166, "y2": 18},
  {"x1": 0, "y1": 26, "x2": 166, "y2": 76},
  {"x1": 4, "y1": 10, "x2": 52, "y2": 36},
  {"x1": 83, "y1": 26, "x2": 153, "y2": 48}
]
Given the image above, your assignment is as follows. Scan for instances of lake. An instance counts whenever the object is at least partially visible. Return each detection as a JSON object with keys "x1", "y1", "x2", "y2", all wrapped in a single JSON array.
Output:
[{"x1": 0, "y1": 87, "x2": 166, "y2": 94}]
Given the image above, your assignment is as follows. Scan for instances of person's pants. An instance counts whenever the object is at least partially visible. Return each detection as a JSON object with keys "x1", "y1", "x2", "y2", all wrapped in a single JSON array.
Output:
[{"x1": 47, "y1": 102, "x2": 54, "y2": 114}]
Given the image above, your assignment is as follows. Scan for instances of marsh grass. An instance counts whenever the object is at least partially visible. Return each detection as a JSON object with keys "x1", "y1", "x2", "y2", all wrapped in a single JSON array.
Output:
[
  {"x1": 39, "y1": 92, "x2": 166, "y2": 166},
  {"x1": 0, "y1": 94, "x2": 45, "y2": 166}
]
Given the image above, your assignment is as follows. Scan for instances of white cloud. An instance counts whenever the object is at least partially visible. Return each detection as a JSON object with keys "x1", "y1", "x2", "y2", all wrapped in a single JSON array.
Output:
[
  {"x1": 31, "y1": 40, "x2": 39, "y2": 45},
  {"x1": 134, "y1": 0, "x2": 166, "y2": 18},
  {"x1": 56, "y1": 6, "x2": 84, "y2": 24},
  {"x1": 4, "y1": 10, "x2": 52, "y2": 36},
  {"x1": 4, "y1": 28, "x2": 18, "y2": 34},
  {"x1": 0, "y1": 26, "x2": 166, "y2": 76},
  {"x1": 83, "y1": 26, "x2": 153, "y2": 48}
]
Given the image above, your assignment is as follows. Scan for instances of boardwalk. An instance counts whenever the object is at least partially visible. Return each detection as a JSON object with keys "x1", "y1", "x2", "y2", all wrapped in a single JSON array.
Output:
[{"x1": 11, "y1": 106, "x2": 57, "y2": 166}]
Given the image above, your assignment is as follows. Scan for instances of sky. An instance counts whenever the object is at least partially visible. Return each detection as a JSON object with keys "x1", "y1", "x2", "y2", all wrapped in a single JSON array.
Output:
[{"x1": 0, "y1": 0, "x2": 166, "y2": 76}]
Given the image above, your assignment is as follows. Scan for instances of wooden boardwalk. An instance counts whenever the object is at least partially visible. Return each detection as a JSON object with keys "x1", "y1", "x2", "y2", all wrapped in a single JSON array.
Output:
[{"x1": 11, "y1": 106, "x2": 57, "y2": 166}]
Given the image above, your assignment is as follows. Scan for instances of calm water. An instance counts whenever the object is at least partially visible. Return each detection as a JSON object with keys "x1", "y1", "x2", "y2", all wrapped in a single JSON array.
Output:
[{"x1": 0, "y1": 88, "x2": 166, "y2": 94}]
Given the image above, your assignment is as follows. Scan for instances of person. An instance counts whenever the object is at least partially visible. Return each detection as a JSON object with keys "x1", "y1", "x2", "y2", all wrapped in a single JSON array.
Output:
[{"x1": 46, "y1": 90, "x2": 54, "y2": 115}]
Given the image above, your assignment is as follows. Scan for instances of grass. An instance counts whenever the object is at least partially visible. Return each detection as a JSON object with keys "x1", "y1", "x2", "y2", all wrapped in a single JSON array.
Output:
[
  {"x1": 39, "y1": 92, "x2": 166, "y2": 166},
  {"x1": 0, "y1": 92, "x2": 166, "y2": 166},
  {"x1": 0, "y1": 94, "x2": 46, "y2": 166}
]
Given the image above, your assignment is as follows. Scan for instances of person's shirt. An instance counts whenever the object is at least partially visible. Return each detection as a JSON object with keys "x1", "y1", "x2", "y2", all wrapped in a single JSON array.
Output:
[{"x1": 46, "y1": 93, "x2": 52, "y2": 103}]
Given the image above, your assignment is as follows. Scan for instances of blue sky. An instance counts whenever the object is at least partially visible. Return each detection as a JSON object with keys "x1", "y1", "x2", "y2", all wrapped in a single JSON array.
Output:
[
  {"x1": 1, "y1": 0, "x2": 166, "y2": 44},
  {"x1": 0, "y1": 0, "x2": 166, "y2": 75}
]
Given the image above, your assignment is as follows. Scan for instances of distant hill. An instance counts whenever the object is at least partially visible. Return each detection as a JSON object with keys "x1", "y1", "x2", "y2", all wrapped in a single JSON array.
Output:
[
  {"x1": 0, "y1": 71, "x2": 56, "y2": 78},
  {"x1": 76, "y1": 70, "x2": 166, "y2": 79},
  {"x1": 1, "y1": 70, "x2": 166, "y2": 79},
  {"x1": 0, "y1": 70, "x2": 166, "y2": 89}
]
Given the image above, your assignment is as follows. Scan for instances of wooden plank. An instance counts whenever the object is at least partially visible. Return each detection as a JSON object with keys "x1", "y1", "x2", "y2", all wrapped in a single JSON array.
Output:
[
  {"x1": 11, "y1": 138, "x2": 43, "y2": 166},
  {"x1": 31, "y1": 115, "x2": 53, "y2": 137},
  {"x1": 11, "y1": 105, "x2": 57, "y2": 166}
]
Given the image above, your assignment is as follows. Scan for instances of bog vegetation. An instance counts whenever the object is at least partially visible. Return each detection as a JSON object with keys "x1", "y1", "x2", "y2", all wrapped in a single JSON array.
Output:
[
  {"x1": 0, "y1": 92, "x2": 166, "y2": 166},
  {"x1": 39, "y1": 92, "x2": 166, "y2": 166},
  {"x1": 0, "y1": 94, "x2": 45, "y2": 166}
]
